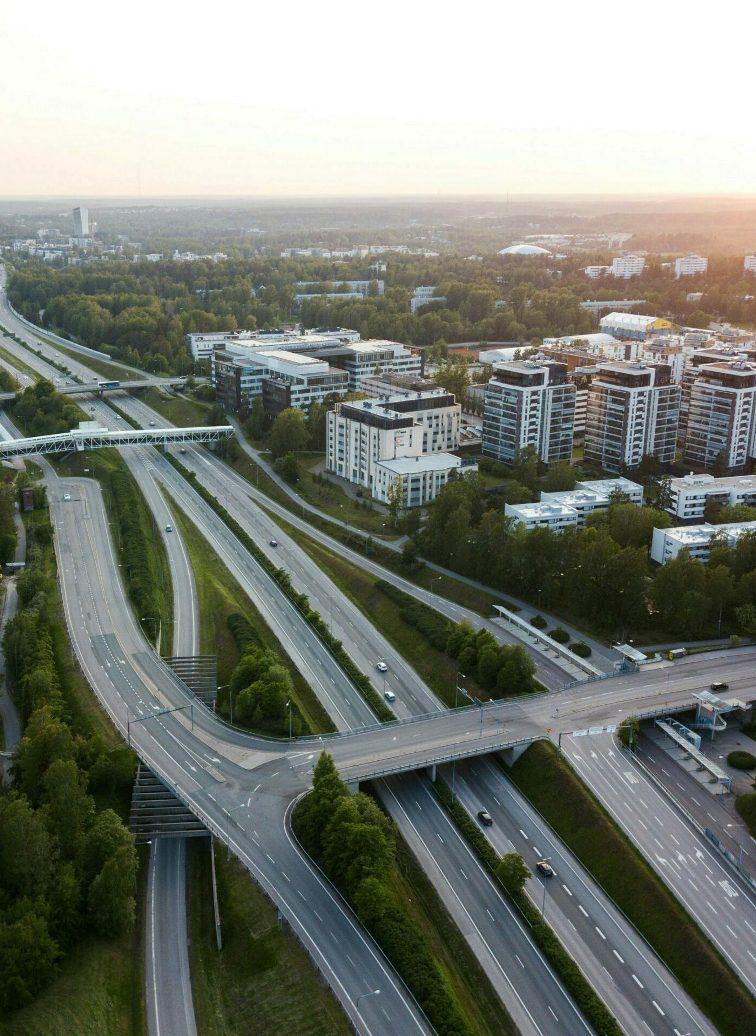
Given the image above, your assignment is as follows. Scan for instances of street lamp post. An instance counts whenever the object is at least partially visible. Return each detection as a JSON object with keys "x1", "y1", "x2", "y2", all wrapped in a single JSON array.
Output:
[
  {"x1": 285, "y1": 699, "x2": 293, "y2": 741},
  {"x1": 452, "y1": 673, "x2": 466, "y2": 801},
  {"x1": 356, "y1": 989, "x2": 381, "y2": 1009}
]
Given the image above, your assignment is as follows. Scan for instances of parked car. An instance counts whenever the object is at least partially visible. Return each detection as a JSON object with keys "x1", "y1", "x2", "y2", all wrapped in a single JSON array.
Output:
[
  {"x1": 536, "y1": 860, "x2": 555, "y2": 878},
  {"x1": 63, "y1": 493, "x2": 71, "y2": 502},
  {"x1": 376, "y1": 661, "x2": 388, "y2": 672},
  {"x1": 477, "y1": 809, "x2": 493, "y2": 827}
]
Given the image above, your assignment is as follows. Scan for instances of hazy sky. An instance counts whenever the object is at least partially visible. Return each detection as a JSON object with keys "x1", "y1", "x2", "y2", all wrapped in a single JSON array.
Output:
[{"x1": 1, "y1": 1, "x2": 753, "y2": 197}]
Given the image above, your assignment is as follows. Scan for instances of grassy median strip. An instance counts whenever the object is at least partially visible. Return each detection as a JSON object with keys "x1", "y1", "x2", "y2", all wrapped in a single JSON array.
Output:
[
  {"x1": 506, "y1": 740, "x2": 756, "y2": 1036},
  {"x1": 166, "y1": 495, "x2": 335, "y2": 735},
  {"x1": 133, "y1": 385, "x2": 211, "y2": 427},
  {"x1": 187, "y1": 839, "x2": 351, "y2": 1036},
  {"x1": 164, "y1": 454, "x2": 394, "y2": 722}
]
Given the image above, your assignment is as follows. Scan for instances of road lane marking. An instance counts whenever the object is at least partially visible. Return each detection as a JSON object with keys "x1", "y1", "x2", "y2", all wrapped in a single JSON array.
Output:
[
  {"x1": 632, "y1": 974, "x2": 644, "y2": 988},
  {"x1": 578, "y1": 905, "x2": 588, "y2": 917},
  {"x1": 515, "y1": 954, "x2": 525, "y2": 968},
  {"x1": 652, "y1": 1001, "x2": 665, "y2": 1016},
  {"x1": 561, "y1": 884, "x2": 572, "y2": 896},
  {"x1": 595, "y1": 926, "x2": 606, "y2": 940},
  {"x1": 548, "y1": 1007, "x2": 558, "y2": 1021},
  {"x1": 612, "y1": 950, "x2": 624, "y2": 964}
]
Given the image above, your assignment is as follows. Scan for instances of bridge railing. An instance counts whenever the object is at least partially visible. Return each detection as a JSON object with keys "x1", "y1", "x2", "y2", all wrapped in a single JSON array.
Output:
[{"x1": 345, "y1": 734, "x2": 540, "y2": 783}]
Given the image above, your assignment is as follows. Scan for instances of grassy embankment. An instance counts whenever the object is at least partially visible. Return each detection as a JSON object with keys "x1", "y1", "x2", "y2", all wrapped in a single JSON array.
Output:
[
  {"x1": 187, "y1": 839, "x2": 351, "y2": 1036},
  {"x1": 165, "y1": 495, "x2": 335, "y2": 734},
  {"x1": 135, "y1": 385, "x2": 212, "y2": 427},
  {"x1": 507, "y1": 740, "x2": 756, "y2": 1036},
  {"x1": 0, "y1": 508, "x2": 147, "y2": 1036},
  {"x1": 0, "y1": 340, "x2": 39, "y2": 380}
]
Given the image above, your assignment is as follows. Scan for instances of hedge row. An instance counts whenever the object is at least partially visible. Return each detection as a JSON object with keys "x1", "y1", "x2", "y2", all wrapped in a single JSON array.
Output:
[
  {"x1": 432, "y1": 779, "x2": 622, "y2": 1036},
  {"x1": 374, "y1": 579, "x2": 452, "y2": 650},
  {"x1": 165, "y1": 453, "x2": 394, "y2": 723}
]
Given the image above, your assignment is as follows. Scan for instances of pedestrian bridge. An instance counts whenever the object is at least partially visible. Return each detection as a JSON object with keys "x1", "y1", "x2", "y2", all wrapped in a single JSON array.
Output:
[{"x1": 0, "y1": 423, "x2": 233, "y2": 458}]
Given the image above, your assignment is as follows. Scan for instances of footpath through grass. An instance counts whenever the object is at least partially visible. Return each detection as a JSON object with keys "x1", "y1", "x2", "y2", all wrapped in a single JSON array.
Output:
[
  {"x1": 166, "y1": 496, "x2": 334, "y2": 734},
  {"x1": 507, "y1": 740, "x2": 756, "y2": 1036},
  {"x1": 187, "y1": 839, "x2": 351, "y2": 1036}
]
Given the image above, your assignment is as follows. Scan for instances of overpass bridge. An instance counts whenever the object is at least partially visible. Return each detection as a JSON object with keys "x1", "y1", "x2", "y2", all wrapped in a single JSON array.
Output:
[
  {"x1": 0, "y1": 423, "x2": 233, "y2": 459},
  {"x1": 0, "y1": 376, "x2": 195, "y2": 401}
]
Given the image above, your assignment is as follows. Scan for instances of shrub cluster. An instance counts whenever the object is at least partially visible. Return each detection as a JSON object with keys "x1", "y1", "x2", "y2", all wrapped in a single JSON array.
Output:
[
  {"x1": 727, "y1": 750, "x2": 756, "y2": 770},
  {"x1": 447, "y1": 621, "x2": 537, "y2": 697},
  {"x1": 549, "y1": 626, "x2": 570, "y2": 644},
  {"x1": 374, "y1": 579, "x2": 452, "y2": 650},
  {"x1": 569, "y1": 641, "x2": 592, "y2": 658},
  {"x1": 294, "y1": 755, "x2": 470, "y2": 1036}
]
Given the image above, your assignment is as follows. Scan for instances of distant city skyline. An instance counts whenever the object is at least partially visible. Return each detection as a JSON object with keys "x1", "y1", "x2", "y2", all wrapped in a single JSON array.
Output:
[{"x1": 0, "y1": 2, "x2": 752, "y2": 197}]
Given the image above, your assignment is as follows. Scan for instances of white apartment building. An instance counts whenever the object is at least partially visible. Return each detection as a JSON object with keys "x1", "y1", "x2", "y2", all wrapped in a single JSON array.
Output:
[
  {"x1": 666, "y1": 473, "x2": 756, "y2": 520},
  {"x1": 326, "y1": 390, "x2": 463, "y2": 504},
  {"x1": 294, "y1": 279, "x2": 385, "y2": 302},
  {"x1": 504, "y1": 501, "x2": 579, "y2": 532},
  {"x1": 213, "y1": 349, "x2": 349, "y2": 415},
  {"x1": 411, "y1": 286, "x2": 447, "y2": 314},
  {"x1": 745, "y1": 255, "x2": 756, "y2": 274},
  {"x1": 584, "y1": 362, "x2": 680, "y2": 471},
  {"x1": 584, "y1": 265, "x2": 611, "y2": 279},
  {"x1": 683, "y1": 360, "x2": 756, "y2": 471},
  {"x1": 482, "y1": 360, "x2": 576, "y2": 464},
  {"x1": 650, "y1": 521, "x2": 756, "y2": 565},
  {"x1": 540, "y1": 477, "x2": 643, "y2": 526},
  {"x1": 611, "y1": 255, "x2": 646, "y2": 279},
  {"x1": 675, "y1": 254, "x2": 708, "y2": 278},
  {"x1": 373, "y1": 454, "x2": 475, "y2": 508}
]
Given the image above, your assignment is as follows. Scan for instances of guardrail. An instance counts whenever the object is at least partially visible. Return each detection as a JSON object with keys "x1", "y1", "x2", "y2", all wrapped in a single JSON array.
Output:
[{"x1": 6, "y1": 298, "x2": 113, "y2": 360}]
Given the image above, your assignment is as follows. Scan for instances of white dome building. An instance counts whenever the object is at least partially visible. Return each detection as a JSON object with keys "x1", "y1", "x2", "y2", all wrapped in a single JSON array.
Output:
[{"x1": 498, "y1": 243, "x2": 552, "y2": 256}]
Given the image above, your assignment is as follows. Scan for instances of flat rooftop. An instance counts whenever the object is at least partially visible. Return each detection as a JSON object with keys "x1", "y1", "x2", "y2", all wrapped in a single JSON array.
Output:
[
  {"x1": 670, "y1": 473, "x2": 756, "y2": 493},
  {"x1": 662, "y1": 520, "x2": 756, "y2": 545},
  {"x1": 577, "y1": 477, "x2": 643, "y2": 496},
  {"x1": 506, "y1": 501, "x2": 577, "y2": 519},
  {"x1": 377, "y1": 453, "x2": 463, "y2": 474}
]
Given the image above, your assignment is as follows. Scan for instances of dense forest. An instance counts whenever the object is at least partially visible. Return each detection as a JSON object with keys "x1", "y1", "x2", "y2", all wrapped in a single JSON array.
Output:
[
  {"x1": 8, "y1": 251, "x2": 753, "y2": 377},
  {"x1": 1, "y1": 513, "x2": 137, "y2": 1012}
]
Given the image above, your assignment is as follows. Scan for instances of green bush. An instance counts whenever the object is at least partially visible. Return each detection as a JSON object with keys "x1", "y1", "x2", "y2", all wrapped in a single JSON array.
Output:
[
  {"x1": 727, "y1": 750, "x2": 756, "y2": 770},
  {"x1": 375, "y1": 580, "x2": 452, "y2": 650},
  {"x1": 529, "y1": 614, "x2": 547, "y2": 629},
  {"x1": 570, "y1": 641, "x2": 592, "y2": 658},
  {"x1": 549, "y1": 627, "x2": 570, "y2": 644}
]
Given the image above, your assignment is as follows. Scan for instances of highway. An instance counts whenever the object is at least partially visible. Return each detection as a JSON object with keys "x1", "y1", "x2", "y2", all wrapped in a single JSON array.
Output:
[
  {"x1": 2, "y1": 289, "x2": 753, "y2": 1031},
  {"x1": 564, "y1": 732, "x2": 756, "y2": 997}
]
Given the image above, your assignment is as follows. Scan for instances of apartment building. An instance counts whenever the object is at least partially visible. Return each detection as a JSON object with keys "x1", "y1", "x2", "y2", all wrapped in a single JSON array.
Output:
[
  {"x1": 584, "y1": 265, "x2": 611, "y2": 278},
  {"x1": 323, "y1": 340, "x2": 421, "y2": 390},
  {"x1": 675, "y1": 254, "x2": 708, "y2": 279},
  {"x1": 745, "y1": 255, "x2": 756, "y2": 274},
  {"x1": 611, "y1": 255, "x2": 646, "y2": 279},
  {"x1": 666, "y1": 473, "x2": 756, "y2": 520},
  {"x1": 213, "y1": 348, "x2": 349, "y2": 415},
  {"x1": 683, "y1": 361, "x2": 756, "y2": 471},
  {"x1": 410, "y1": 286, "x2": 447, "y2": 314},
  {"x1": 584, "y1": 362, "x2": 680, "y2": 471},
  {"x1": 679, "y1": 346, "x2": 756, "y2": 432},
  {"x1": 650, "y1": 521, "x2": 756, "y2": 564},
  {"x1": 482, "y1": 360, "x2": 576, "y2": 464},
  {"x1": 539, "y1": 477, "x2": 643, "y2": 527},
  {"x1": 504, "y1": 500, "x2": 580, "y2": 532},
  {"x1": 326, "y1": 390, "x2": 464, "y2": 505}
]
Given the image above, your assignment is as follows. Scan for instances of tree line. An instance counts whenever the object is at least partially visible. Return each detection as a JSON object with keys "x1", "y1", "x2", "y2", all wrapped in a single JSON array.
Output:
[
  {"x1": 294, "y1": 753, "x2": 471, "y2": 1036},
  {"x1": 418, "y1": 473, "x2": 756, "y2": 640},
  {"x1": 1, "y1": 514, "x2": 137, "y2": 1013}
]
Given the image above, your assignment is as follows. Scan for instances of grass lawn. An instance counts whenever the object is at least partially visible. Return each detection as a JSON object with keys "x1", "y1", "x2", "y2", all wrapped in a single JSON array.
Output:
[
  {"x1": 166, "y1": 494, "x2": 335, "y2": 735},
  {"x1": 506, "y1": 740, "x2": 756, "y2": 1036},
  {"x1": 390, "y1": 822, "x2": 517, "y2": 1036},
  {"x1": 274, "y1": 520, "x2": 485, "y2": 706},
  {"x1": 295, "y1": 454, "x2": 400, "y2": 539},
  {"x1": 0, "y1": 844, "x2": 148, "y2": 1036},
  {"x1": 135, "y1": 385, "x2": 212, "y2": 427},
  {"x1": 187, "y1": 839, "x2": 351, "y2": 1036}
]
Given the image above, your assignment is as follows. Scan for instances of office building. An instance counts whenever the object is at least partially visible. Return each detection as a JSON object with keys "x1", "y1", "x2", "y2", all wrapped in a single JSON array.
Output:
[
  {"x1": 666, "y1": 473, "x2": 756, "y2": 520},
  {"x1": 327, "y1": 341, "x2": 421, "y2": 390},
  {"x1": 745, "y1": 255, "x2": 756, "y2": 274},
  {"x1": 675, "y1": 254, "x2": 708, "y2": 279},
  {"x1": 683, "y1": 361, "x2": 756, "y2": 471},
  {"x1": 611, "y1": 255, "x2": 646, "y2": 279},
  {"x1": 598, "y1": 312, "x2": 673, "y2": 340},
  {"x1": 188, "y1": 327, "x2": 358, "y2": 362},
  {"x1": 482, "y1": 360, "x2": 576, "y2": 464},
  {"x1": 213, "y1": 348, "x2": 348, "y2": 415},
  {"x1": 584, "y1": 265, "x2": 611, "y2": 279},
  {"x1": 326, "y1": 390, "x2": 465, "y2": 505},
  {"x1": 72, "y1": 206, "x2": 89, "y2": 236},
  {"x1": 294, "y1": 280, "x2": 384, "y2": 304},
  {"x1": 650, "y1": 521, "x2": 756, "y2": 565},
  {"x1": 584, "y1": 362, "x2": 680, "y2": 471}
]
